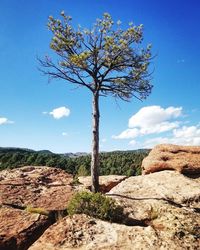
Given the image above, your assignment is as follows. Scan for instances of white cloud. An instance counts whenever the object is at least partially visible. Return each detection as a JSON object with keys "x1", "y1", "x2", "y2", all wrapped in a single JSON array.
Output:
[
  {"x1": 142, "y1": 137, "x2": 173, "y2": 148},
  {"x1": 102, "y1": 138, "x2": 107, "y2": 143},
  {"x1": 142, "y1": 125, "x2": 200, "y2": 148},
  {"x1": 49, "y1": 106, "x2": 70, "y2": 119},
  {"x1": 173, "y1": 126, "x2": 200, "y2": 138},
  {"x1": 0, "y1": 117, "x2": 14, "y2": 125},
  {"x1": 128, "y1": 106, "x2": 182, "y2": 128},
  {"x1": 62, "y1": 132, "x2": 68, "y2": 136},
  {"x1": 129, "y1": 139, "x2": 137, "y2": 146},
  {"x1": 112, "y1": 128, "x2": 139, "y2": 139},
  {"x1": 143, "y1": 136, "x2": 200, "y2": 148},
  {"x1": 172, "y1": 125, "x2": 200, "y2": 145},
  {"x1": 113, "y1": 106, "x2": 182, "y2": 139},
  {"x1": 113, "y1": 105, "x2": 200, "y2": 148},
  {"x1": 139, "y1": 121, "x2": 179, "y2": 135}
]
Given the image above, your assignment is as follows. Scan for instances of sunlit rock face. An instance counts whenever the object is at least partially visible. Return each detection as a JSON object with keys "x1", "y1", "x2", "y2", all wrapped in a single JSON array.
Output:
[
  {"x1": 0, "y1": 166, "x2": 74, "y2": 250},
  {"x1": 107, "y1": 170, "x2": 200, "y2": 249},
  {"x1": 29, "y1": 214, "x2": 162, "y2": 250},
  {"x1": 142, "y1": 144, "x2": 200, "y2": 175},
  {"x1": 0, "y1": 206, "x2": 51, "y2": 250},
  {"x1": 0, "y1": 166, "x2": 73, "y2": 211}
]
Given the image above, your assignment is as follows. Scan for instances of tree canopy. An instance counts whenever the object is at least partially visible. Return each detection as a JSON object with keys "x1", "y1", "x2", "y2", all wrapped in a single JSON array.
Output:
[{"x1": 40, "y1": 12, "x2": 153, "y2": 100}]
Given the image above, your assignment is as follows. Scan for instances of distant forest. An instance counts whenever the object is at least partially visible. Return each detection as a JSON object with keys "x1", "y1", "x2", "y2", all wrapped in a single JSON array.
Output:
[{"x1": 0, "y1": 147, "x2": 150, "y2": 176}]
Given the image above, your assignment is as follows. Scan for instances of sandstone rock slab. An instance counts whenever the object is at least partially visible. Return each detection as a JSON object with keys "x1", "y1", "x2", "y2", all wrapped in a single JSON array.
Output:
[
  {"x1": 108, "y1": 170, "x2": 200, "y2": 210},
  {"x1": 0, "y1": 206, "x2": 51, "y2": 250},
  {"x1": 142, "y1": 144, "x2": 200, "y2": 174},
  {"x1": 0, "y1": 166, "x2": 73, "y2": 211},
  {"x1": 107, "y1": 171, "x2": 200, "y2": 248},
  {"x1": 29, "y1": 214, "x2": 162, "y2": 250}
]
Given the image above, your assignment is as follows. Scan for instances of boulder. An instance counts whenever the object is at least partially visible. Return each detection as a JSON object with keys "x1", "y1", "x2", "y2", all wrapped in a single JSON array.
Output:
[
  {"x1": 0, "y1": 166, "x2": 73, "y2": 211},
  {"x1": 0, "y1": 206, "x2": 51, "y2": 250},
  {"x1": 28, "y1": 214, "x2": 163, "y2": 250},
  {"x1": 107, "y1": 171, "x2": 200, "y2": 248},
  {"x1": 78, "y1": 175, "x2": 127, "y2": 193},
  {"x1": 142, "y1": 144, "x2": 200, "y2": 174},
  {"x1": 108, "y1": 170, "x2": 200, "y2": 209}
]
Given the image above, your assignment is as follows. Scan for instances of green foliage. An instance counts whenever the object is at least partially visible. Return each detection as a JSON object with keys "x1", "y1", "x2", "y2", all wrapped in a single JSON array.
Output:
[
  {"x1": 40, "y1": 12, "x2": 153, "y2": 101},
  {"x1": 0, "y1": 148, "x2": 149, "y2": 176},
  {"x1": 99, "y1": 150, "x2": 148, "y2": 176},
  {"x1": 77, "y1": 164, "x2": 89, "y2": 176},
  {"x1": 67, "y1": 191, "x2": 124, "y2": 222}
]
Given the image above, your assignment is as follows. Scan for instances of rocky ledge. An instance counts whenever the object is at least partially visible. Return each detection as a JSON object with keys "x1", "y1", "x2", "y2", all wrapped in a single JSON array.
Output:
[
  {"x1": 108, "y1": 170, "x2": 200, "y2": 249},
  {"x1": 0, "y1": 166, "x2": 127, "y2": 249},
  {"x1": 29, "y1": 214, "x2": 161, "y2": 250},
  {"x1": 142, "y1": 144, "x2": 200, "y2": 174},
  {"x1": 1, "y1": 144, "x2": 200, "y2": 249},
  {"x1": 29, "y1": 169, "x2": 200, "y2": 249},
  {"x1": 0, "y1": 166, "x2": 74, "y2": 250},
  {"x1": 0, "y1": 166, "x2": 73, "y2": 211},
  {"x1": 0, "y1": 206, "x2": 51, "y2": 250}
]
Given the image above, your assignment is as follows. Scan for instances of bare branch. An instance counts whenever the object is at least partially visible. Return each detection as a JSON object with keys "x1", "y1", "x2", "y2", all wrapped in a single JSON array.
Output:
[{"x1": 38, "y1": 57, "x2": 94, "y2": 92}]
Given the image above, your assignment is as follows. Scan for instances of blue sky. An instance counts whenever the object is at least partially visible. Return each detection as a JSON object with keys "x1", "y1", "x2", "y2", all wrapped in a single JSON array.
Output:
[{"x1": 0, "y1": 0, "x2": 200, "y2": 153}]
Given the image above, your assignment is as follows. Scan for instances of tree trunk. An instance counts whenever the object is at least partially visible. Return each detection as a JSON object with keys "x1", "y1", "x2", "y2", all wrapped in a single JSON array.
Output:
[{"x1": 91, "y1": 91, "x2": 100, "y2": 193}]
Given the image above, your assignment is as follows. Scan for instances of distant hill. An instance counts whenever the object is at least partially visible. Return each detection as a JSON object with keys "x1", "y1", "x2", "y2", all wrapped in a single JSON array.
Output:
[
  {"x1": 61, "y1": 152, "x2": 89, "y2": 158},
  {"x1": 37, "y1": 150, "x2": 54, "y2": 154},
  {"x1": 103, "y1": 149, "x2": 150, "y2": 154},
  {"x1": 0, "y1": 147, "x2": 88, "y2": 158},
  {"x1": 0, "y1": 146, "x2": 150, "y2": 176},
  {"x1": 0, "y1": 147, "x2": 35, "y2": 154},
  {"x1": 0, "y1": 147, "x2": 53, "y2": 155},
  {"x1": 0, "y1": 147, "x2": 150, "y2": 157}
]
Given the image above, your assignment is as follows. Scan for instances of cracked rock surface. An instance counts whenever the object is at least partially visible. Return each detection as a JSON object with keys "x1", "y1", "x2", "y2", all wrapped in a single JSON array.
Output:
[
  {"x1": 108, "y1": 170, "x2": 200, "y2": 249},
  {"x1": 0, "y1": 166, "x2": 73, "y2": 211},
  {"x1": 29, "y1": 214, "x2": 160, "y2": 250},
  {"x1": 0, "y1": 206, "x2": 51, "y2": 250}
]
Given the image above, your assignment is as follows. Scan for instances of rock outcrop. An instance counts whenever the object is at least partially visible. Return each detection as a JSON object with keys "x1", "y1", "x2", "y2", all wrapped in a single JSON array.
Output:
[
  {"x1": 109, "y1": 170, "x2": 200, "y2": 210},
  {"x1": 1, "y1": 161, "x2": 200, "y2": 249},
  {"x1": 0, "y1": 166, "x2": 73, "y2": 211},
  {"x1": 0, "y1": 206, "x2": 51, "y2": 250},
  {"x1": 108, "y1": 170, "x2": 200, "y2": 249},
  {"x1": 142, "y1": 144, "x2": 200, "y2": 174},
  {"x1": 29, "y1": 170, "x2": 200, "y2": 250},
  {"x1": 28, "y1": 214, "x2": 162, "y2": 250},
  {"x1": 78, "y1": 175, "x2": 127, "y2": 193}
]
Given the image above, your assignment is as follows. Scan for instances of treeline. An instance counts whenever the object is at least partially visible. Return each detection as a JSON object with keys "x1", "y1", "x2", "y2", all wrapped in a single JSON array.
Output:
[{"x1": 0, "y1": 148, "x2": 150, "y2": 176}]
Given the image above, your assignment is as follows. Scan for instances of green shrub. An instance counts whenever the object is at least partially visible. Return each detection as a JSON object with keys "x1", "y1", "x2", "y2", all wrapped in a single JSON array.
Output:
[
  {"x1": 67, "y1": 191, "x2": 124, "y2": 222},
  {"x1": 77, "y1": 165, "x2": 89, "y2": 176}
]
